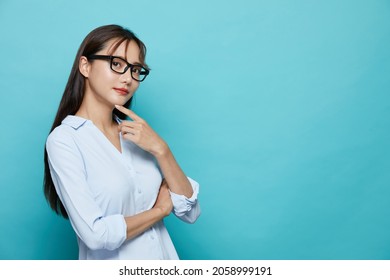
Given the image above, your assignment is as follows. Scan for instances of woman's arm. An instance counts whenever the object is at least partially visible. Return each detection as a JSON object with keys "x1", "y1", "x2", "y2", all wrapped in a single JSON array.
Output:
[
  {"x1": 116, "y1": 105, "x2": 193, "y2": 198},
  {"x1": 154, "y1": 146, "x2": 193, "y2": 198},
  {"x1": 124, "y1": 180, "x2": 172, "y2": 239}
]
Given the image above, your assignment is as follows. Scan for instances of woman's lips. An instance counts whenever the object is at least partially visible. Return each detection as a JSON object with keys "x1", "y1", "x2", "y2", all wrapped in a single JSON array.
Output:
[{"x1": 113, "y1": 88, "x2": 129, "y2": 95}]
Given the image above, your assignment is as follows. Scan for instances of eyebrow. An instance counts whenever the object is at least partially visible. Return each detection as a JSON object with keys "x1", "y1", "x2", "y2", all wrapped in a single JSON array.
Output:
[{"x1": 115, "y1": 55, "x2": 143, "y2": 66}]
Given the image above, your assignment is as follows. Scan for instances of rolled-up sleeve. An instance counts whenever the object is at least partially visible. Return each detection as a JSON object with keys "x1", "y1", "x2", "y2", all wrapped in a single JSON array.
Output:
[
  {"x1": 169, "y1": 177, "x2": 201, "y2": 224},
  {"x1": 46, "y1": 130, "x2": 126, "y2": 251}
]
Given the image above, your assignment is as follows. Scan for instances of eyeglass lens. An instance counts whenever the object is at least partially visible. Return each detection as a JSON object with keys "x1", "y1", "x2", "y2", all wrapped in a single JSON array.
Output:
[{"x1": 111, "y1": 57, "x2": 147, "y2": 81}]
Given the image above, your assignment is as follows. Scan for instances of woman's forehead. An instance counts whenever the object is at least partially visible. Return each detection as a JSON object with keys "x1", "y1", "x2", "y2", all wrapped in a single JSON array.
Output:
[
  {"x1": 105, "y1": 38, "x2": 140, "y2": 58},
  {"x1": 105, "y1": 38, "x2": 127, "y2": 53}
]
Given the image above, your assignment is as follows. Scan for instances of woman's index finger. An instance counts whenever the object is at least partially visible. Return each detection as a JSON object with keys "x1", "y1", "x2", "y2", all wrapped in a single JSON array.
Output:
[{"x1": 115, "y1": 105, "x2": 143, "y2": 121}]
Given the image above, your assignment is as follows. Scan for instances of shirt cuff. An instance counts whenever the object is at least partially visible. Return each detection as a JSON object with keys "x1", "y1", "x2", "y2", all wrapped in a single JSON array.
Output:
[
  {"x1": 169, "y1": 177, "x2": 199, "y2": 217},
  {"x1": 99, "y1": 214, "x2": 127, "y2": 250}
]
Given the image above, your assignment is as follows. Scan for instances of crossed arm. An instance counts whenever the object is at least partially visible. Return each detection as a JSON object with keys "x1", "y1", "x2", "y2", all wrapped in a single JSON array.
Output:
[{"x1": 115, "y1": 105, "x2": 194, "y2": 239}]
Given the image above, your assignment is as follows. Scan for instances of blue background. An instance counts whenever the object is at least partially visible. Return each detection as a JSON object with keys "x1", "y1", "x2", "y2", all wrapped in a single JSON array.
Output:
[{"x1": 0, "y1": 0, "x2": 389, "y2": 259}]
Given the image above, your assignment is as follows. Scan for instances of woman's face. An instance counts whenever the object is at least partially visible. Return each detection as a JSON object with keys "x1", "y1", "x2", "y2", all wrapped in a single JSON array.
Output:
[{"x1": 81, "y1": 39, "x2": 142, "y2": 108}]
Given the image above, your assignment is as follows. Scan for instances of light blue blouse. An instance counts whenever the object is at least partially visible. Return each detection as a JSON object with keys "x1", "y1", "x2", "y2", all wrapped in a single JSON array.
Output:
[{"x1": 46, "y1": 115, "x2": 200, "y2": 260}]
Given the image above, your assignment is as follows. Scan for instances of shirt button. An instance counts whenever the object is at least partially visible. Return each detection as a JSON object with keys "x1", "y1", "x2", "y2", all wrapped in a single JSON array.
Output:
[
  {"x1": 150, "y1": 235, "x2": 155, "y2": 240},
  {"x1": 138, "y1": 189, "x2": 142, "y2": 194}
]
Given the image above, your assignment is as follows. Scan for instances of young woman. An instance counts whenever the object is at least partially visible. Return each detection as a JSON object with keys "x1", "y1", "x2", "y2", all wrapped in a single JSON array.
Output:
[{"x1": 43, "y1": 24, "x2": 200, "y2": 260}]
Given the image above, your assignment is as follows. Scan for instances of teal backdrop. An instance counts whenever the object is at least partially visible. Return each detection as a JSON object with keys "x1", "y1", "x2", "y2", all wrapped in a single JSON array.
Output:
[{"x1": 0, "y1": 0, "x2": 389, "y2": 259}]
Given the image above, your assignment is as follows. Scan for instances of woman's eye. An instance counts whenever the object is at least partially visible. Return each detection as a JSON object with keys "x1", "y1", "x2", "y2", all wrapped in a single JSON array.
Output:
[
  {"x1": 132, "y1": 67, "x2": 141, "y2": 74},
  {"x1": 112, "y1": 61, "x2": 121, "y2": 67}
]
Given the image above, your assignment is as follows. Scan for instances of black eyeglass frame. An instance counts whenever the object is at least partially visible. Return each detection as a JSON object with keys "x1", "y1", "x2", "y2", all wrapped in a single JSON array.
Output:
[{"x1": 87, "y1": 55, "x2": 150, "y2": 82}]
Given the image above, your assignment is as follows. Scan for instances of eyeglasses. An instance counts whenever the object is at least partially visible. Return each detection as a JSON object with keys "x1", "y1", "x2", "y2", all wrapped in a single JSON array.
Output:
[{"x1": 87, "y1": 55, "x2": 150, "y2": 82}]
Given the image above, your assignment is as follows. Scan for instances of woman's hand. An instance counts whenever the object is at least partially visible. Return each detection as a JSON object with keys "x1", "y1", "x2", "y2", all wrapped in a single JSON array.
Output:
[
  {"x1": 115, "y1": 105, "x2": 193, "y2": 199},
  {"x1": 115, "y1": 105, "x2": 169, "y2": 157},
  {"x1": 153, "y1": 179, "x2": 173, "y2": 217}
]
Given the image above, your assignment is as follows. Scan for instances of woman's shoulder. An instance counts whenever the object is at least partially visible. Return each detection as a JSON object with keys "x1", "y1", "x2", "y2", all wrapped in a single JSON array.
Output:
[{"x1": 47, "y1": 115, "x2": 89, "y2": 145}]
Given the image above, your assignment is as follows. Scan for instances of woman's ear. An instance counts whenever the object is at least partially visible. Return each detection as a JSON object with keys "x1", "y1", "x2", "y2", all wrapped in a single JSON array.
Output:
[{"x1": 79, "y1": 56, "x2": 90, "y2": 78}]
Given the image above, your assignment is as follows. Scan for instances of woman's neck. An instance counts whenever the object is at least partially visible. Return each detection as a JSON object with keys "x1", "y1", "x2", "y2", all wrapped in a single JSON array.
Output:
[{"x1": 76, "y1": 95, "x2": 115, "y2": 132}]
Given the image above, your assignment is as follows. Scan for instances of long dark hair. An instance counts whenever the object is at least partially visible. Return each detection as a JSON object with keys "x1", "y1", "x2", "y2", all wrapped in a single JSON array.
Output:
[{"x1": 44, "y1": 24, "x2": 148, "y2": 218}]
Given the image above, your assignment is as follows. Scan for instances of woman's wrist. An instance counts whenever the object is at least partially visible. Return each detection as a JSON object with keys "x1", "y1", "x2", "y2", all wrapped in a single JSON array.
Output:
[{"x1": 153, "y1": 142, "x2": 170, "y2": 159}]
